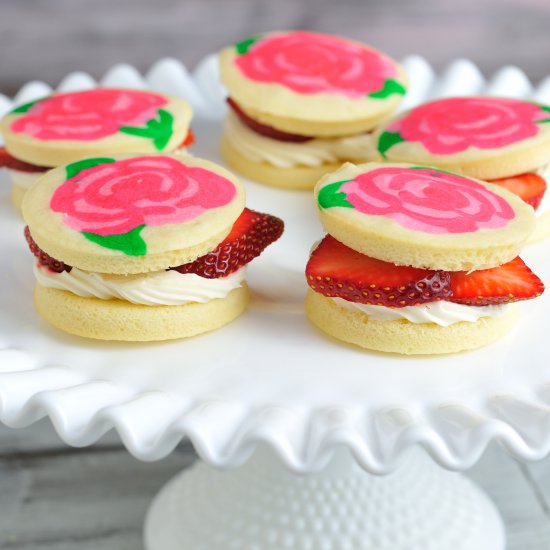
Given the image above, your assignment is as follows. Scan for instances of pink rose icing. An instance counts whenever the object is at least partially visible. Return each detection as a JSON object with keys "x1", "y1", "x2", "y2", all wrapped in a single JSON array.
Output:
[
  {"x1": 394, "y1": 97, "x2": 549, "y2": 154},
  {"x1": 11, "y1": 89, "x2": 167, "y2": 141},
  {"x1": 340, "y1": 167, "x2": 515, "y2": 234},
  {"x1": 50, "y1": 156, "x2": 237, "y2": 236},
  {"x1": 234, "y1": 31, "x2": 398, "y2": 99}
]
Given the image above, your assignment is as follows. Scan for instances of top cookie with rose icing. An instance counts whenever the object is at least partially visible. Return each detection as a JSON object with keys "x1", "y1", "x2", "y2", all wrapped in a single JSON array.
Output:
[
  {"x1": 315, "y1": 162, "x2": 535, "y2": 271},
  {"x1": 219, "y1": 31, "x2": 408, "y2": 137},
  {"x1": 373, "y1": 97, "x2": 550, "y2": 180},
  {"x1": 0, "y1": 89, "x2": 193, "y2": 167},
  {"x1": 22, "y1": 154, "x2": 245, "y2": 275}
]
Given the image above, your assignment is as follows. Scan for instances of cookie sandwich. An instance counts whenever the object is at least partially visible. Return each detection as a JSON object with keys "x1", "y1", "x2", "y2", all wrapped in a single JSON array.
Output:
[
  {"x1": 22, "y1": 154, "x2": 283, "y2": 341},
  {"x1": 219, "y1": 31, "x2": 407, "y2": 189},
  {"x1": 306, "y1": 162, "x2": 543, "y2": 355},
  {"x1": 374, "y1": 96, "x2": 550, "y2": 209},
  {"x1": 1, "y1": 88, "x2": 194, "y2": 210}
]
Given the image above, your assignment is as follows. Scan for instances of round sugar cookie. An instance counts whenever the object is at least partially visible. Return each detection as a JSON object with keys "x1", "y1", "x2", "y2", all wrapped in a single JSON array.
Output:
[
  {"x1": 23, "y1": 154, "x2": 246, "y2": 275},
  {"x1": 305, "y1": 289, "x2": 519, "y2": 355},
  {"x1": 372, "y1": 97, "x2": 550, "y2": 180},
  {"x1": 221, "y1": 136, "x2": 342, "y2": 189},
  {"x1": 219, "y1": 31, "x2": 408, "y2": 137},
  {"x1": 314, "y1": 162, "x2": 536, "y2": 271},
  {"x1": 1, "y1": 89, "x2": 192, "y2": 167},
  {"x1": 35, "y1": 284, "x2": 249, "y2": 342}
]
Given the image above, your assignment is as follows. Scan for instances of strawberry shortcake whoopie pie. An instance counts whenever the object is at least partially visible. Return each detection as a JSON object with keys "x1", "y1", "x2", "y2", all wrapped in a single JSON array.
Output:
[
  {"x1": 374, "y1": 97, "x2": 550, "y2": 210},
  {"x1": 219, "y1": 31, "x2": 408, "y2": 189},
  {"x1": 306, "y1": 162, "x2": 543, "y2": 355},
  {"x1": 22, "y1": 154, "x2": 283, "y2": 341},
  {"x1": 0, "y1": 88, "x2": 194, "y2": 210}
]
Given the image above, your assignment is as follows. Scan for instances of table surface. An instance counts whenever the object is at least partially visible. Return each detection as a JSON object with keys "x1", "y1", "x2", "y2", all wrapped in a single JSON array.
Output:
[{"x1": 2, "y1": 0, "x2": 550, "y2": 547}]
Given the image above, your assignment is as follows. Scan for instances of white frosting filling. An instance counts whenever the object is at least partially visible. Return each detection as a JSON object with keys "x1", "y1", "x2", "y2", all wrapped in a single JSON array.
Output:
[
  {"x1": 224, "y1": 112, "x2": 375, "y2": 168},
  {"x1": 34, "y1": 263, "x2": 245, "y2": 306},
  {"x1": 8, "y1": 169, "x2": 43, "y2": 191},
  {"x1": 536, "y1": 162, "x2": 550, "y2": 187},
  {"x1": 332, "y1": 297, "x2": 507, "y2": 327}
]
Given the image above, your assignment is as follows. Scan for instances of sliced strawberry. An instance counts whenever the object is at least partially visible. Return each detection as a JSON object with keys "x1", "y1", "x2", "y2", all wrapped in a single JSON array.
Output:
[
  {"x1": 24, "y1": 226, "x2": 71, "y2": 273},
  {"x1": 0, "y1": 147, "x2": 50, "y2": 173},
  {"x1": 172, "y1": 208, "x2": 284, "y2": 278},
  {"x1": 179, "y1": 129, "x2": 195, "y2": 148},
  {"x1": 488, "y1": 172, "x2": 547, "y2": 210},
  {"x1": 449, "y1": 257, "x2": 544, "y2": 305},
  {"x1": 227, "y1": 98, "x2": 313, "y2": 143},
  {"x1": 306, "y1": 235, "x2": 452, "y2": 307}
]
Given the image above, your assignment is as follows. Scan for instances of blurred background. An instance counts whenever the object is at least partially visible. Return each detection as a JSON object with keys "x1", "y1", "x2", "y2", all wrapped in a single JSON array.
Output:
[{"x1": 1, "y1": 0, "x2": 550, "y2": 95}]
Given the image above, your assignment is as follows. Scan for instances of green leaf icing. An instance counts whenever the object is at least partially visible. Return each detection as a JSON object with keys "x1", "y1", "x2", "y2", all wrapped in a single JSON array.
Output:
[
  {"x1": 66, "y1": 157, "x2": 115, "y2": 180},
  {"x1": 82, "y1": 225, "x2": 147, "y2": 256},
  {"x1": 377, "y1": 131, "x2": 405, "y2": 157},
  {"x1": 11, "y1": 98, "x2": 42, "y2": 114},
  {"x1": 318, "y1": 180, "x2": 354, "y2": 209},
  {"x1": 369, "y1": 79, "x2": 406, "y2": 99},
  {"x1": 235, "y1": 36, "x2": 259, "y2": 55},
  {"x1": 119, "y1": 108, "x2": 174, "y2": 150}
]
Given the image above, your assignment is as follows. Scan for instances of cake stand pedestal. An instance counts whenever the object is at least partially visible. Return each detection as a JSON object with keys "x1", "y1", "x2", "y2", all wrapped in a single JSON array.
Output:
[{"x1": 144, "y1": 447, "x2": 503, "y2": 550}]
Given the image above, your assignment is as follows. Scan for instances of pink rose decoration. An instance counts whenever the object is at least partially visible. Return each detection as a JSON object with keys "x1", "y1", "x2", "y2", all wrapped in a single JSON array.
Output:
[
  {"x1": 50, "y1": 156, "x2": 237, "y2": 236},
  {"x1": 340, "y1": 167, "x2": 515, "y2": 234},
  {"x1": 234, "y1": 31, "x2": 399, "y2": 99},
  {"x1": 394, "y1": 97, "x2": 549, "y2": 154},
  {"x1": 11, "y1": 89, "x2": 167, "y2": 141}
]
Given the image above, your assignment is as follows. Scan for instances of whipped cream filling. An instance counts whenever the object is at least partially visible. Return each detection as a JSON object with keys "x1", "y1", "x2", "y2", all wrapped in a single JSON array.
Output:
[
  {"x1": 332, "y1": 297, "x2": 508, "y2": 327},
  {"x1": 536, "y1": 162, "x2": 550, "y2": 188},
  {"x1": 34, "y1": 263, "x2": 245, "y2": 306},
  {"x1": 225, "y1": 112, "x2": 375, "y2": 168},
  {"x1": 8, "y1": 169, "x2": 44, "y2": 191}
]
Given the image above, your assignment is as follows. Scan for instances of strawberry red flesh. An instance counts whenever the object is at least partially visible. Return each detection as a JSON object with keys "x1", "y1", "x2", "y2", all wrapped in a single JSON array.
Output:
[
  {"x1": 179, "y1": 129, "x2": 195, "y2": 148},
  {"x1": 488, "y1": 172, "x2": 547, "y2": 210},
  {"x1": 172, "y1": 208, "x2": 284, "y2": 278},
  {"x1": 0, "y1": 147, "x2": 50, "y2": 173},
  {"x1": 24, "y1": 226, "x2": 71, "y2": 273},
  {"x1": 227, "y1": 98, "x2": 314, "y2": 143},
  {"x1": 306, "y1": 235, "x2": 452, "y2": 307},
  {"x1": 449, "y1": 257, "x2": 544, "y2": 305}
]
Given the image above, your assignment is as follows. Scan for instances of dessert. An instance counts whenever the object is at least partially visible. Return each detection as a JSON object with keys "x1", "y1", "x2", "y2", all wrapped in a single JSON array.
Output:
[
  {"x1": 306, "y1": 162, "x2": 543, "y2": 354},
  {"x1": 373, "y1": 97, "x2": 550, "y2": 209},
  {"x1": 22, "y1": 154, "x2": 283, "y2": 341},
  {"x1": 219, "y1": 31, "x2": 408, "y2": 189},
  {"x1": 0, "y1": 88, "x2": 194, "y2": 210}
]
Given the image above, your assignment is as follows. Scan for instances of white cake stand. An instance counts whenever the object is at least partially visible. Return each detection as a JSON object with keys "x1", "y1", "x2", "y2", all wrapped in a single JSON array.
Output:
[{"x1": 1, "y1": 55, "x2": 550, "y2": 550}]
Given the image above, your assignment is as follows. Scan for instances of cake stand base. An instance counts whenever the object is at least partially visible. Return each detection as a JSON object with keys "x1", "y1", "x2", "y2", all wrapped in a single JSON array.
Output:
[{"x1": 144, "y1": 447, "x2": 504, "y2": 550}]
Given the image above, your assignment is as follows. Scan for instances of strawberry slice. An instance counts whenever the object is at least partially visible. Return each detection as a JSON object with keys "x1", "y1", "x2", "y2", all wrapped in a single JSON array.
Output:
[
  {"x1": 172, "y1": 208, "x2": 284, "y2": 278},
  {"x1": 227, "y1": 98, "x2": 313, "y2": 143},
  {"x1": 449, "y1": 257, "x2": 544, "y2": 305},
  {"x1": 306, "y1": 235, "x2": 452, "y2": 307},
  {"x1": 180, "y1": 129, "x2": 195, "y2": 148},
  {"x1": 24, "y1": 226, "x2": 71, "y2": 273},
  {"x1": 488, "y1": 172, "x2": 547, "y2": 210},
  {"x1": 0, "y1": 147, "x2": 49, "y2": 173}
]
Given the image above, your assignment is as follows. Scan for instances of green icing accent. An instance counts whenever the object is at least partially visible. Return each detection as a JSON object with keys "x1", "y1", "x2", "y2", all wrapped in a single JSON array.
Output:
[
  {"x1": 317, "y1": 180, "x2": 354, "y2": 210},
  {"x1": 82, "y1": 225, "x2": 147, "y2": 256},
  {"x1": 536, "y1": 118, "x2": 550, "y2": 123},
  {"x1": 119, "y1": 108, "x2": 174, "y2": 150},
  {"x1": 369, "y1": 79, "x2": 406, "y2": 99},
  {"x1": 65, "y1": 157, "x2": 115, "y2": 180},
  {"x1": 11, "y1": 98, "x2": 42, "y2": 114},
  {"x1": 540, "y1": 105, "x2": 550, "y2": 113},
  {"x1": 235, "y1": 36, "x2": 259, "y2": 55},
  {"x1": 377, "y1": 131, "x2": 405, "y2": 157}
]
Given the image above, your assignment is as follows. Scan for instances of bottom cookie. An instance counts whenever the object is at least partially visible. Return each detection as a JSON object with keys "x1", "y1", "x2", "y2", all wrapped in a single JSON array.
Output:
[
  {"x1": 221, "y1": 136, "x2": 341, "y2": 190},
  {"x1": 305, "y1": 289, "x2": 519, "y2": 355},
  {"x1": 34, "y1": 284, "x2": 249, "y2": 342}
]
